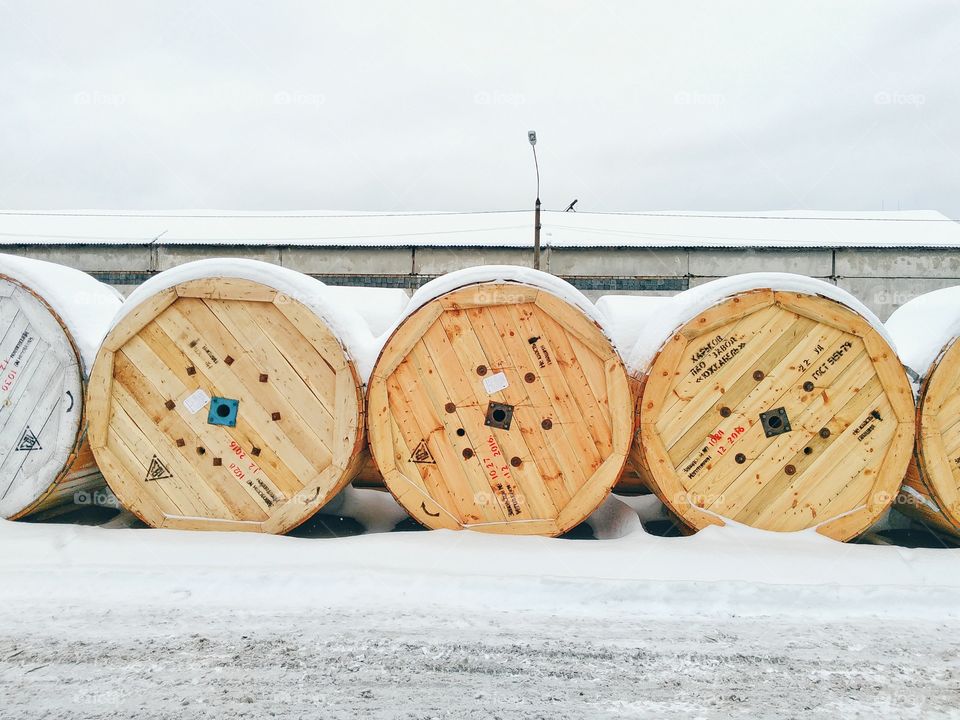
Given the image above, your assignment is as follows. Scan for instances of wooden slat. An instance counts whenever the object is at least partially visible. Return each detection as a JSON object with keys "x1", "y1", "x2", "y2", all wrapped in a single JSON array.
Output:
[
  {"x1": 635, "y1": 290, "x2": 916, "y2": 540},
  {"x1": 85, "y1": 278, "x2": 363, "y2": 534},
  {"x1": 367, "y1": 283, "x2": 631, "y2": 536}
]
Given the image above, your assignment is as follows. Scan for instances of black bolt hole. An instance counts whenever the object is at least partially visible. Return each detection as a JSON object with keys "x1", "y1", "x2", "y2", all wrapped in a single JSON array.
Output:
[
  {"x1": 216, "y1": 404, "x2": 231, "y2": 418},
  {"x1": 803, "y1": 447, "x2": 813, "y2": 455},
  {"x1": 197, "y1": 447, "x2": 206, "y2": 455},
  {"x1": 456, "y1": 428, "x2": 466, "y2": 437},
  {"x1": 735, "y1": 453, "x2": 746, "y2": 464}
]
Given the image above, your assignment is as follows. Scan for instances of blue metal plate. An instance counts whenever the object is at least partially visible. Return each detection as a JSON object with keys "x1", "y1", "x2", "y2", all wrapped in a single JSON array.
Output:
[{"x1": 208, "y1": 396, "x2": 239, "y2": 427}]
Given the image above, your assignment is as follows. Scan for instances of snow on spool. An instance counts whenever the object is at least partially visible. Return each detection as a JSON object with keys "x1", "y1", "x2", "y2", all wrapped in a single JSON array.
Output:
[
  {"x1": 886, "y1": 287, "x2": 960, "y2": 536},
  {"x1": 366, "y1": 267, "x2": 633, "y2": 536},
  {"x1": 0, "y1": 254, "x2": 121, "y2": 519},
  {"x1": 624, "y1": 274, "x2": 915, "y2": 540},
  {"x1": 86, "y1": 259, "x2": 369, "y2": 533}
]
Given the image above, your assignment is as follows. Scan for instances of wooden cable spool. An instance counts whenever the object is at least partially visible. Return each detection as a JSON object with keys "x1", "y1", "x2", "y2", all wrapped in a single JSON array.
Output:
[
  {"x1": 629, "y1": 283, "x2": 915, "y2": 540},
  {"x1": 367, "y1": 279, "x2": 632, "y2": 535},
  {"x1": 0, "y1": 255, "x2": 122, "y2": 519},
  {"x1": 886, "y1": 288, "x2": 960, "y2": 536},
  {"x1": 86, "y1": 263, "x2": 366, "y2": 533}
]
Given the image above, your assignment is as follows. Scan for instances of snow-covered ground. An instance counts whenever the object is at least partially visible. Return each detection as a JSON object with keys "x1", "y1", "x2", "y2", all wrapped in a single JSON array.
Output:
[{"x1": 2, "y1": 493, "x2": 960, "y2": 719}]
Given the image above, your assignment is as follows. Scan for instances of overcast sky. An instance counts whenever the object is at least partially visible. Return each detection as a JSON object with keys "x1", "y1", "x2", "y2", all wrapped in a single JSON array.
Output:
[{"x1": 0, "y1": 1, "x2": 957, "y2": 217}]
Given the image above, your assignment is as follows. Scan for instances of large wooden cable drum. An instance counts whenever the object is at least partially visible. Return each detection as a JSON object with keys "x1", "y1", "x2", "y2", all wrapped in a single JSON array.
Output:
[
  {"x1": 0, "y1": 253, "x2": 122, "y2": 519},
  {"x1": 86, "y1": 259, "x2": 369, "y2": 533},
  {"x1": 886, "y1": 287, "x2": 960, "y2": 536},
  {"x1": 367, "y1": 267, "x2": 632, "y2": 536},
  {"x1": 625, "y1": 274, "x2": 915, "y2": 540}
]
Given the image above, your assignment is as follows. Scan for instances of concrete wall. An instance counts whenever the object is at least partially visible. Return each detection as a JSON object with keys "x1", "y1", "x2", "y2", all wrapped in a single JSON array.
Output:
[{"x1": 7, "y1": 243, "x2": 959, "y2": 320}]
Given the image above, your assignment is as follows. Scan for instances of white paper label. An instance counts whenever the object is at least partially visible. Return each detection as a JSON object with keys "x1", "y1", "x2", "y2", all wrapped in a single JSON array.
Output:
[
  {"x1": 482, "y1": 371, "x2": 509, "y2": 394},
  {"x1": 183, "y1": 388, "x2": 211, "y2": 414}
]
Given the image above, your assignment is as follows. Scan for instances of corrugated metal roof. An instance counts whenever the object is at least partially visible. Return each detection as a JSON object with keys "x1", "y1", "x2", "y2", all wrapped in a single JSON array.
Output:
[{"x1": 0, "y1": 209, "x2": 956, "y2": 248}]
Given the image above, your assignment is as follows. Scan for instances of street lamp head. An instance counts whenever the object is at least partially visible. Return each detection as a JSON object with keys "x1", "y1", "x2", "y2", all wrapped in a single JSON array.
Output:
[{"x1": 527, "y1": 130, "x2": 537, "y2": 146}]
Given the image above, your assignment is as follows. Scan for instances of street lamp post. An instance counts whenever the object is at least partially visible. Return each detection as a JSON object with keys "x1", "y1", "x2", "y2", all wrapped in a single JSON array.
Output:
[{"x1": 528, "y1": 130, "x2": 541, "y2": 270}]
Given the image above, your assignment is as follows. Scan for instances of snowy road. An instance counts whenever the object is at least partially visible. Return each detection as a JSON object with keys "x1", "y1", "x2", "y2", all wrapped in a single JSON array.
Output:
[
  {"x1": 2, "y1": 498, "x2": 960, "y2": 719},
  {"x1": 3, "y1": 608, "x2": 958, "y2": 719}
]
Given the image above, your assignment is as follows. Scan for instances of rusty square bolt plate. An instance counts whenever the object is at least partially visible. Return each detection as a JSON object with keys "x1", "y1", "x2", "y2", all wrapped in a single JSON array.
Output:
[
  {"x1": 484, "y1": 402, "x2": 514, "y2": 431},
  {"x1": 759, "y1": 407, "x2": 791, "y2": 438}
]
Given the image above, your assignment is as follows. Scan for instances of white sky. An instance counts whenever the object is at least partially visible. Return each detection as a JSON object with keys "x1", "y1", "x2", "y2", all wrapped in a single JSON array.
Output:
[{"x1": 1, "y1": 1, "x2": 957, "y2": 217}]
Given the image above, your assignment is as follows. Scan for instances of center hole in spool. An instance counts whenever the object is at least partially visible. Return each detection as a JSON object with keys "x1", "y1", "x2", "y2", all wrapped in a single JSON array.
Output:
[{"x1": 216, "y1": 404, "x2": 231, "y2": 418}]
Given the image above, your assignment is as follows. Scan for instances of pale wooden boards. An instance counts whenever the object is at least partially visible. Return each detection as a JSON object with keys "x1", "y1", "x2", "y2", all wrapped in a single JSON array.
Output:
[
  {"x1": 0, "y1": 275, "x2": 100, "y2": 519},
  {"x1": 367, "y1": 283, "x2": 632, "y2": 536},
  {"x1": 86, "y1": 277, "x2": 365, "y2": 533},
  {"x1": 897, "y1": 336, "x2": 960, "y2": 536},
  {"x1": 630, "y1": 289, "x2": 915, "y2": 541}
]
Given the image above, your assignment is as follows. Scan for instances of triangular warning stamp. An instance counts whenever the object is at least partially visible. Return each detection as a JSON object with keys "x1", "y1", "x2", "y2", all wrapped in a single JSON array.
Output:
[
  {"x1": 16, "y1": 426, "x2": 42, "y2": 452},
  {"x1": 410, "y1": 440, "x2": 435, "y2": 464},
  {"x1": 144, "y1": 454, "x2": 173, "y2": 482}
]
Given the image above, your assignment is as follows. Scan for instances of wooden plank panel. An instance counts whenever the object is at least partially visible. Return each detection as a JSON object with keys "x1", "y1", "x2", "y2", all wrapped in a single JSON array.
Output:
[
  {"x1": 87, "y1": 278, "x2": 363, "y2": 534},
  {"x1": 636, "y1": 290, "x2": 916, "y2": 540},
  {"x1": 113, "y1": 349, "x2": 271, "y2": 520},
  {"x1": 368, "y1": 283, "x2": 626, "y2": 536}
]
